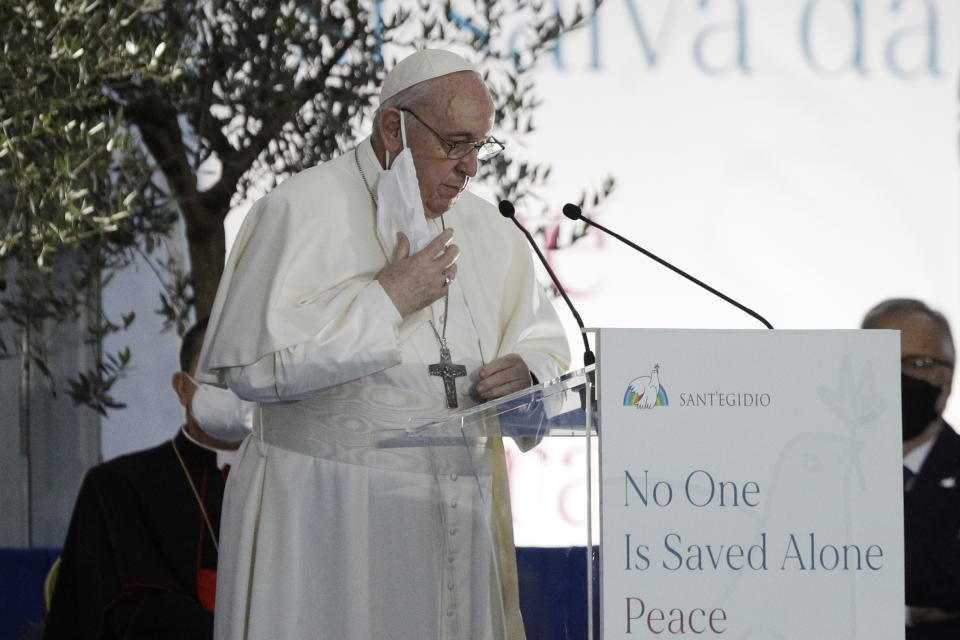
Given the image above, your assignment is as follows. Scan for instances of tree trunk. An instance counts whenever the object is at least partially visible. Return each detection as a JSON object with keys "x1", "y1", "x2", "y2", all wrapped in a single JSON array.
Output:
[
  {"x1": 186, "y1": 220, "x2": 226, "y2": 320},
  {"x1": 127, "y1": 101, "x2": 232, "y2": 320}
]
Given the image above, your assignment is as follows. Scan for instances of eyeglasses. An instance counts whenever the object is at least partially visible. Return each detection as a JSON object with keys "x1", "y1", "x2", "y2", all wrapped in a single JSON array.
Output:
[
  {"x1": 902, "y1": 355, "x2": 954, "y2": 380},
  {"x1": 902, "y1": 355, "x2": 954, "y2": 370},
  {"x1": 400, "y1": 108, "x2": 505, "y2": 161}
]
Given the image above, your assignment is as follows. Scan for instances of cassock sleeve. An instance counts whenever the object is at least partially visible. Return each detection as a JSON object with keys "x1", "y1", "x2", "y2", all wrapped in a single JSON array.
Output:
[
  {"x1": 199, "y1": 167, "x2": 404, "y2": 402},
  {"x1": 105, "y1": 590, "x2": 214, "y2": 640}
]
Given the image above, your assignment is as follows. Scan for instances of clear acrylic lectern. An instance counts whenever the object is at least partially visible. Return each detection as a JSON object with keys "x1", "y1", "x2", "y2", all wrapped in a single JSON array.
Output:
[{"x1": 374, "y1": 366, "x2": 598, "y2": 640}]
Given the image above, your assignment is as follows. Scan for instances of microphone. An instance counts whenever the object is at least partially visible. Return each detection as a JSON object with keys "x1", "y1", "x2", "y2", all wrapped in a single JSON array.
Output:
[
  {"x1": 562, "y1": 203, "x2": 773, "y2": 329},
  {"x1": 499, "y1": 200, "x2": 596, "y2": 368}
]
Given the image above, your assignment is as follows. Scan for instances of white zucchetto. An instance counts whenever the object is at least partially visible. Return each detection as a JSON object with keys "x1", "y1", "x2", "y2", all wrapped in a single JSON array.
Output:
[{"x1": 380, "y1": 49, "x2": 478, "y2": 103}]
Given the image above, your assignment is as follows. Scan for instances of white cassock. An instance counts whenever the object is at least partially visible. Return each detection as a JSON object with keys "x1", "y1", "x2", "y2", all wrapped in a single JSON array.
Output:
[{"x1": 197, "y1": 137, "x2": 569, "y2": 640}]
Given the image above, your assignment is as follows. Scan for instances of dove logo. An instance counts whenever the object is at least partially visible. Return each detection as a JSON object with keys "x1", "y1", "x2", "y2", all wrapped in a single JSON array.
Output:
[{"x1": 624, "y1": 364, "x2": 669, "y2": 409}]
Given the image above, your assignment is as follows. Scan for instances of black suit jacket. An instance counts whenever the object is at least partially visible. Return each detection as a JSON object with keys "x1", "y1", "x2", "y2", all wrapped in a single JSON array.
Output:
[{"x1": 904, "y1": 422, "x2": 960, "y2": 638}]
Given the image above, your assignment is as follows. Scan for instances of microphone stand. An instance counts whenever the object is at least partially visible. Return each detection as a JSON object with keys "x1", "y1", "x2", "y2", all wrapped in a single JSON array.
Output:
[
  {"x1": 562, "y1": 204, "x2": 774, "y2": 330},
  {"x1": 499, "y1": 200, "x2": 597, "y2": 367}
]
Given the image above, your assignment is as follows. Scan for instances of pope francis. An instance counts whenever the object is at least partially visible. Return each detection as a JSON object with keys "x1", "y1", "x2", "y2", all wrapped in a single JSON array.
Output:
[{"x1": 197, "y1": 49, "x2": 570, "y2": 640}]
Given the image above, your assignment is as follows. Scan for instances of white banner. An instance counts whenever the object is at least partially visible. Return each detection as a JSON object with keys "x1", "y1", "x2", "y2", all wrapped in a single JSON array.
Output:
[
  {"x1": 598, "y1": 328, "x2": 903, "y2": 639},
  {"x1": 211, "y1": 1, "x2": 959, "y2": 547}
]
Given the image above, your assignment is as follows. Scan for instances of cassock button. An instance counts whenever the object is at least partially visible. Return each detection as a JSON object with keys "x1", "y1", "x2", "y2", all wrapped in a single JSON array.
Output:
[
  {"x1": 448, "y1": 554, "x2": 455, "y2": 564},
  {"x1": 450, "y1": 473, "x2": 458, "y2": 481},
  {"x1": 450, "y1": 499, "x2": 458, "y2": 509},
  {"x1": 447, "y1": 608, "x2": 455, "y2": 617},
  {"x1": 447, "y1": 583, "x2": 455, "y2": 591},
  {"x1": 449, "y1": 527, "x2": 458, "y2": 536}
]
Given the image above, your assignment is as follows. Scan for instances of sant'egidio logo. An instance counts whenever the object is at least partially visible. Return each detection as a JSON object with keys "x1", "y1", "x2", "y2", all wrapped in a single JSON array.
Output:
[{"x1": 623, "y1": 364, "x2": 668, "y2": 409}]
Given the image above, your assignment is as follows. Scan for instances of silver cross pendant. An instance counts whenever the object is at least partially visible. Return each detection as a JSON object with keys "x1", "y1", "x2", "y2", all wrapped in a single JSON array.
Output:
[{"x1": 429, "y1": 345, "x2": 467, "y2": 409}]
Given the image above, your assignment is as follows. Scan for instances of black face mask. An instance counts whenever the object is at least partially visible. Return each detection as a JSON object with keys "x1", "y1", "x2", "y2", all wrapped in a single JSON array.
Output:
[{"x1": 901, "y1": 374, "x2": 941, "y2": 441}]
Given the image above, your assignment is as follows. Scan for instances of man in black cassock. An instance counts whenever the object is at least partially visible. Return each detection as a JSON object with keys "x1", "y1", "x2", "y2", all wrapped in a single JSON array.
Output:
[{"x1": 43, "y1": 320, "x2": 244, "y2": 639}]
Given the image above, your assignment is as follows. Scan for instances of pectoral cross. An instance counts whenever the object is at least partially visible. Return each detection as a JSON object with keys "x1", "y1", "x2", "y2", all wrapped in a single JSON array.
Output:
[{"x1": 429, "y1": 345, "x2": 467, "y2": 409}]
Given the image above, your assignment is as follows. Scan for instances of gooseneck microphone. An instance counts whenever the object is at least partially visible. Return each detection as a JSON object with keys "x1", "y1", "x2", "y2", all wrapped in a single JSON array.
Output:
[
  {"x1": 562, "y1": 203, "x2": 774, "y2": 329},
  {"x1": 498, "y1": 200, "x2": 596, "y2": 368}
]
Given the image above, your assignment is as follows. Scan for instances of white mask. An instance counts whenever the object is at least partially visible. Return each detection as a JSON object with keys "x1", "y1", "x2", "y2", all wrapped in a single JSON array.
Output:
[
  {"x1": 376, "y1": 112, "x2": 433, "y2": 256},
  {"x1": 189, "y1": 377, "x2": 254, "y2": 443}
]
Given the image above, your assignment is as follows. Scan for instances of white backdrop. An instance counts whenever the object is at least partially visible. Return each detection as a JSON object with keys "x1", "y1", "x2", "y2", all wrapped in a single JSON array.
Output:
[
  {"x1": 111, "y1": 0, "x2": 960, "y2": 545},
  {"x1": 497, "y1": 0, "x2": 960, "y2": 545},
  {"x1": 521, "y1": 0, "x2": 959, "y2": 340}
]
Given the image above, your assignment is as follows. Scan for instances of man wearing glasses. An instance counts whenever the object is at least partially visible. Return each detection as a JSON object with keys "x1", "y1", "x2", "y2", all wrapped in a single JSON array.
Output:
[
  {"x1": 862, "y1": 298, "x2": 960, "y2": 639},
  {"x1": 197, "y1": 50, "x2": 568, "y2": 640}
]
